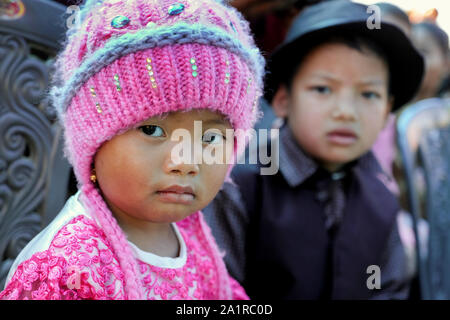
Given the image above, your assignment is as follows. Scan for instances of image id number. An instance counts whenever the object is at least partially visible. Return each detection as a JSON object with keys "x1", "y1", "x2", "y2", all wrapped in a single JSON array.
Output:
[{"x1": 220, "y1": 304, "x2": 272, "y2": 315}]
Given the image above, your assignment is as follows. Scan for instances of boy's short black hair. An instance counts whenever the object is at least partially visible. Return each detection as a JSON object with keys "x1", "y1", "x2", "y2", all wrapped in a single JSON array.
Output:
[{"x1": 282, "y1": 33, "x2": 392, "y2": 95}]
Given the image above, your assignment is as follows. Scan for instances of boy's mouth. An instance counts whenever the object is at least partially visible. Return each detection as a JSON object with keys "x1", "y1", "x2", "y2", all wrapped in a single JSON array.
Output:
[
  {"x1": 326, "y1": 128, "x2": 358, "y2": 146},
  {"x1": 156, "y1": 185, "x2": 195, "y2": 204}
]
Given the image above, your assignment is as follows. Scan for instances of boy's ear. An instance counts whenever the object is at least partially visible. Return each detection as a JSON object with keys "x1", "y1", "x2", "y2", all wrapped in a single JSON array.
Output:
[
  {"x1": 382, "y1": 96, "x2": 394, "y2": 128},
  {"x1": 386, "y1": 96, "x2": 394, "y2": 117},
  {"x1": 271, "y1": 85, "x2": 290, "y2": 118}
]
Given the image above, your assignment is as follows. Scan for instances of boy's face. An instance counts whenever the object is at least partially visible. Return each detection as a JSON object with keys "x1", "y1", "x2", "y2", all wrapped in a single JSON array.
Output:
[
  {"x1": 94, "y1": 110, "x2": 233, "y2": 227},
  {"x1": 273, "y1": 42, "x2": 392, "y2": 172}
]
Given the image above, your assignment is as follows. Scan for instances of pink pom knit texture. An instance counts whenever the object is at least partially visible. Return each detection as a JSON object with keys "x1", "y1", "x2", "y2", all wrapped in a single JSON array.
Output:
[
  {"x1": 52, "y1": 0, "x2": 264, "y2": 300},
  {"x1": 65, "y1": 45, "x2": 257, "y2": 186}
]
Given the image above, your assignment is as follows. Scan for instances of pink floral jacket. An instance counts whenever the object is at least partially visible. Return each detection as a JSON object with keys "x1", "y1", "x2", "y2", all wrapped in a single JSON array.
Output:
[{"x1": 0, "y1": 192, "x2": 247, "y2": 300}]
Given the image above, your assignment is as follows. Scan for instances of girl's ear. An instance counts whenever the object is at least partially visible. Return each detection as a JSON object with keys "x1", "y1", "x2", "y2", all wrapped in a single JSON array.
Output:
[{"x1": 271, "y1": 85, "x2": 290, "y2": 119}]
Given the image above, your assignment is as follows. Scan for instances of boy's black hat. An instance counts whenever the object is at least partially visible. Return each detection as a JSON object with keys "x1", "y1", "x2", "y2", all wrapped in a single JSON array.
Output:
[{"x1": 265, "y1": 0, "x2": 424, "y2": 111}]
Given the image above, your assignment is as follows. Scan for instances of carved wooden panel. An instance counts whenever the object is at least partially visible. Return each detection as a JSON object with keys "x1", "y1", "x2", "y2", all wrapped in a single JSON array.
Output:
[
  {"x1": 0, "y1": 31, "x2": 52, "y2": 287},
  {"x1": 0, "y1": 0, "x2": 69, "y2": 289}
]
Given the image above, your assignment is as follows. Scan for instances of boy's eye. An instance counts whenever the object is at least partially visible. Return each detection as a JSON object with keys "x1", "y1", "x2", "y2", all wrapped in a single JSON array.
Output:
[
  {"x1": 202, "y1": 130, "x2": 225, "y2": 145},
  {"x1": 139, "y1": 125, "x2": 165, "y2": 137},
  {"x1": 362, "y1": 91, "x2": 381, "y2": 100},
  {"x1": 311, "y1": 86, "x2": 331, "y2": 94}
]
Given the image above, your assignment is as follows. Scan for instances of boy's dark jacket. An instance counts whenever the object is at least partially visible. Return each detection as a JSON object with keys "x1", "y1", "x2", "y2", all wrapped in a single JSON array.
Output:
[{"x1": 204, "y1": 126, "x2": 408, "y2": 299}]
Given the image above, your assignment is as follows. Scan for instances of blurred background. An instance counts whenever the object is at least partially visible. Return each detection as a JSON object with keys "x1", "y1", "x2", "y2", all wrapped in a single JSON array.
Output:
[{"x1": 358, "y1": 0, "x2": 450, "y2": 35}]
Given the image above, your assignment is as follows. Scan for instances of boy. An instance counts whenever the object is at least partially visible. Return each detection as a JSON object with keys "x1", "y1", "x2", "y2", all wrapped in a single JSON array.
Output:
[{"x1": 204, "y1": 0, "x2": 424, "y2": 299}]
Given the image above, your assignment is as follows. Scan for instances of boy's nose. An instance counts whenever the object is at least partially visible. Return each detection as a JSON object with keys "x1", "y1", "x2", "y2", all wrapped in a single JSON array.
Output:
[{"x1": 332, "y1": 94, "x2": 357, "y2": 121}]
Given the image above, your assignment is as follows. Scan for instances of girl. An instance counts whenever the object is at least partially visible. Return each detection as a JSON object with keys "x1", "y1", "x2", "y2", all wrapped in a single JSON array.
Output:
[{"x1": 0, "y1": 0, "x2": 264, "y2": 300}]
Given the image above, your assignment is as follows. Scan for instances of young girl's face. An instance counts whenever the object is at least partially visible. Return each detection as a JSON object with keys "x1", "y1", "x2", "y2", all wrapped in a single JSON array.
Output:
[
  {"x1": 93, "y1": 110, "x2": 233, "y2": 225},
  {"x1": 273, "y1": 42, "x2": 392, "y2": 172}
]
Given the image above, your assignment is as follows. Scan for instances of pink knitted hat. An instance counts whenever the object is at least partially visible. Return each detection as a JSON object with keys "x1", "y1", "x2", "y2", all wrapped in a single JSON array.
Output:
[
  {"x1": 52, "y1": 0, "x2": 264, "y2": 187},
  {"x1": 50, "y1": 0, "x2": 264, "y2": 299}
]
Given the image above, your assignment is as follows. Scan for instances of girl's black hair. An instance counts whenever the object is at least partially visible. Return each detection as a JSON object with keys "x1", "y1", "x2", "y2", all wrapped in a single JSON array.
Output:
[{"x1": 282, "y1": 33, "x2": 392, "y2": 95}]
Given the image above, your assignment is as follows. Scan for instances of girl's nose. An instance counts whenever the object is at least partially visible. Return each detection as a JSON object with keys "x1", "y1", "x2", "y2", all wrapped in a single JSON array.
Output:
[{"x1": 163, "y1": 144, "x2": 200, "y2": 176}]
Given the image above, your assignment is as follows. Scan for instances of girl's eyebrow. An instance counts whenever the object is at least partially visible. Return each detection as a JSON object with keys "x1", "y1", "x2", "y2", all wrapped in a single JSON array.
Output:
[
  {"x1": 202, "y1": 118, "x2": 230, "y2": 127},
  {"x1": 138, "y1": 116, "x2": 166, "y2": 125}
]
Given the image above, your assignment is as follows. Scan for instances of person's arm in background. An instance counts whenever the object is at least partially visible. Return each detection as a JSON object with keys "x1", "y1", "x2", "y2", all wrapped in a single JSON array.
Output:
[{"x1": 202, "y1": 180, "x2": 250, "y2": 285}]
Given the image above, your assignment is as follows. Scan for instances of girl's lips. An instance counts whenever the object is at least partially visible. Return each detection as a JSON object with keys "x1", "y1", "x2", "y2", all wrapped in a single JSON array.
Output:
[
  {"x1": 326, "y1": 129, "x2": 358, "y2": 146},
  {"x1": 156, "y1": 192, "x2": 194, "y2": 204},
  {"x1": 156, "y1": 185, "x2": 195, "y2": 204}
]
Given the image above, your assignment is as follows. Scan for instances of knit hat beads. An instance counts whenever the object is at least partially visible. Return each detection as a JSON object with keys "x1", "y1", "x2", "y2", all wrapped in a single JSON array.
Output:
[
  {"x1": 51, "y1": 0, "x2": 265, "y2": 187},
  {"x1": 49, "y1": 0, "x2": 265, "y2": 300}
]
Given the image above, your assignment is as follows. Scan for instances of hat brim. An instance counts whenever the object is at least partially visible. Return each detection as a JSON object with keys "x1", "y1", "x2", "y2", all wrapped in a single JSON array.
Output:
[{"x1": 265, "y1": 22, "x2": 424, "y2": 111}]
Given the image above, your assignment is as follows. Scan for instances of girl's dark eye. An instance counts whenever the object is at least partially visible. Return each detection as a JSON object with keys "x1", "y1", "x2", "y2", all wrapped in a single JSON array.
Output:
[
  {"x1": 139, "y1": 125, "x2": 165, "y2": 137},
  {"x1": 202, "y1": 130, "x2": 225, "y2": 144}
]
